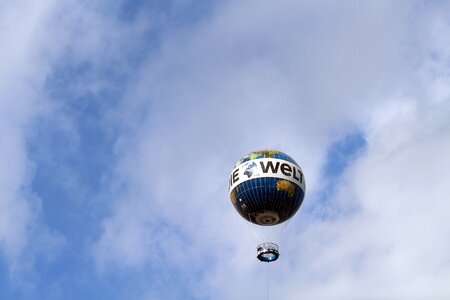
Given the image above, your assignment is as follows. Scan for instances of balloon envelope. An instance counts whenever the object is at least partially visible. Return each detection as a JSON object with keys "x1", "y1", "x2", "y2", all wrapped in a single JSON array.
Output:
[{"x1": 228, "y1": 150, "x2": 306, "y2": 226}]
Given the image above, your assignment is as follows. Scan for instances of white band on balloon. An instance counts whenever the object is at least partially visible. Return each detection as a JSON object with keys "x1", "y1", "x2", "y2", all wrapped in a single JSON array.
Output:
[{"x1": 228, "y1": 158, "x2": 305, "y2": 194}]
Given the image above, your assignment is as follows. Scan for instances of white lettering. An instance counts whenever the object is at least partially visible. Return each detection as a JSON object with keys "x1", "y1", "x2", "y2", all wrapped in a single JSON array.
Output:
[{"x1": 229, "y1": 158, "x2": 305, "y2": 194}]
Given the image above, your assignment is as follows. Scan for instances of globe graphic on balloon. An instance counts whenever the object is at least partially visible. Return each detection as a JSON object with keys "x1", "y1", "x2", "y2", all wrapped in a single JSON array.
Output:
[{"x1": 228, "y1": 150, "x2": 306, "y2": 226}]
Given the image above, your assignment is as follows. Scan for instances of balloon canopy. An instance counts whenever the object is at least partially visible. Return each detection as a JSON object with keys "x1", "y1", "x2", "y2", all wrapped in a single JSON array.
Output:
[{"x1": 228, "y1": 150, "x2": 306, "y2": 226}]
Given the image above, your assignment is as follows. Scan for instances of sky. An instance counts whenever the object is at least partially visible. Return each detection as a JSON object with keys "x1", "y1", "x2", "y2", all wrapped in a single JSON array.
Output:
[{"x1": 1, "y1": 0, "x2": 450, "y2": 299}]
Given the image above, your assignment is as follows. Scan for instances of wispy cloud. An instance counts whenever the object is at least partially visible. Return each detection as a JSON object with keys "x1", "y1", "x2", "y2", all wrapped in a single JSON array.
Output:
[
  {"x1": 1, "y1": 0, "x2": 450, "y2": 299},
  {"x1": 0, "y1": 1, "x2": 67, "y2": 283},
  {"x1": 92, "y1": 1, "x2": 450, "y2": 299}
]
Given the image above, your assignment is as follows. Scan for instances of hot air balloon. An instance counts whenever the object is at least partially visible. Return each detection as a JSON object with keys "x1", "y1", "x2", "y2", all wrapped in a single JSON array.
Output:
[{"x1": 228, "y1": 150, "x2": 306, "y2": 262}]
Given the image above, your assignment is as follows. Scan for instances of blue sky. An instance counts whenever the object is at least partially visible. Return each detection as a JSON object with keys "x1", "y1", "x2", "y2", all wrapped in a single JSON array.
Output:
[{"x1": 1, "y1": 0, "x2": 450, "y2": 299}]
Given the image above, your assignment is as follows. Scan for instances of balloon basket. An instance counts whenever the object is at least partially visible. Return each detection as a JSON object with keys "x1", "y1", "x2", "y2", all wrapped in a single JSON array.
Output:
[{"x1": 256, "y1": 242, "x2": 279, "y2": 262}]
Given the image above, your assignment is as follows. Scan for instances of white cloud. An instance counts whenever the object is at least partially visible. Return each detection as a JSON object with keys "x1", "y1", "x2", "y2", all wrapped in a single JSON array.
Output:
[
  {"x1": 86, "y1": 0, "x2": 450, "y2": 299},
  {"x1": 0, "y1": 0, "x2": 67, "y2": 281},
  {"x1": 1, "y1": 0, "x2": 155, "y2": 289},
  {"x1": 272, "y1": 96, "x2": 450, "y2": 300}
]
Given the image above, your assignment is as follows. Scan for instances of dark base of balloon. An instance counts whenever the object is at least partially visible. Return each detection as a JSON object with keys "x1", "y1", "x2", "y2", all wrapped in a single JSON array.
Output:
[{"x1": 230, "y1": 177, "x2": 304, "y2": 225}]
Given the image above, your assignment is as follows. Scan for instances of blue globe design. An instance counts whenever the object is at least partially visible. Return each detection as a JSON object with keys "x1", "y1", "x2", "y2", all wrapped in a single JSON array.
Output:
[{"x1": 229, "y1": 150, "x2": 305, "y2": 226}]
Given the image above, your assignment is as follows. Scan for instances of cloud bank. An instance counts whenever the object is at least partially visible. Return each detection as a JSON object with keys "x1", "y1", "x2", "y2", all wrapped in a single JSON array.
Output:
[
  {"x1": 1, "y1": 0, "x2": 450, "y2": 299},
  {"x1": 93, "y1": 0, "x2": 450, "y2": 299}
]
